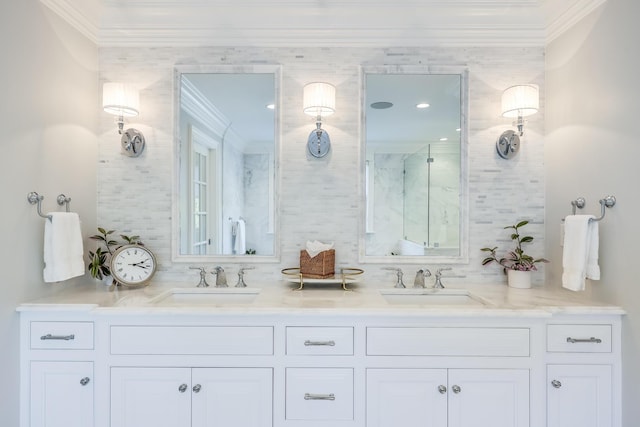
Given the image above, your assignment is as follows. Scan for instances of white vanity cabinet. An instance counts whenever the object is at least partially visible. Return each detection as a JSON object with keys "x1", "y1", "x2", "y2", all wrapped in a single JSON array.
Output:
[
  {"x1": 19, "y1": 306, "x2": 622, "y2": 427},
  {"x1": 545, "y1": 319, "x2": 620, "y2": 427},
  {"x1": 111, "y1": 367, "x2": 273, "y2": 427},
  {"x1": 30, "y1": 361, "x2": 94, "y2": 427},
  {"x1": 20, "y1": 315, "x2": 95, "y2": 427},
  {"x1": 365, "y1": 325, "x2": 531, "y2": 427},
  {"x1": 367, "y1": 368, "x2": 529, "y2": 427}
]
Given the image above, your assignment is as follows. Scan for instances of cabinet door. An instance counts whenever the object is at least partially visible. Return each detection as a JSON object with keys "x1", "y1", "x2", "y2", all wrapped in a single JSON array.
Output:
[
  {"x1": 448, "y1": 369, "x2": 529, "y2": 427},
  {"x1": 547, "y1": 365, "x2": 612, "y2": 427},
  {"x1": 111, "y1": 367, "x2": 191, "y2": 427},
  {"x1": 366, "y1": 369, "x2": 447, "y2": 427},
  {"x1": 192, "y1": 368, "x2": 272, "y2": 427},
  {"x1": 30, "y1": 361, "x2": 93, "y2": 427}
]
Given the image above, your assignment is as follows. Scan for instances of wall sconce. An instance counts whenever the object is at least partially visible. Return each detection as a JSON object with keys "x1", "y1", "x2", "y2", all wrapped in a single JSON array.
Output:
[
  {"x1": 303, "y1": 82, "x2": 336, "y2": 158},
  {"x1": 102, "y1": 82, "x2": 146, "y2": 157},
  {"x1": 496, "y1": 84, "x2": 539, "y2": 159}
]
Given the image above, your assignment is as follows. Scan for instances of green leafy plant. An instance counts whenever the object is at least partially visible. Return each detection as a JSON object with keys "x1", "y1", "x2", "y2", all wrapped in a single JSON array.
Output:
[
  {"x1": 481, "y1": 220, "x2": 549, "y2": 272},
  {"x1": 87, "y1": 227, "x2": 143, "y2": 280}
]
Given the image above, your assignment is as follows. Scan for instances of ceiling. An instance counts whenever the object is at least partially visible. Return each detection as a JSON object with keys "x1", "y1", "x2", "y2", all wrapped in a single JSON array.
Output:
[{"x1": 41, "y1": 0, "x2": 606, "y2": 47}]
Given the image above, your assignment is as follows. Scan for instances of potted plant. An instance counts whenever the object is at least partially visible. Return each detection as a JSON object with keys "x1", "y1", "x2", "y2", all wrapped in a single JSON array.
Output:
[
  {"x1": 481, "y1": 220, "x2": 549, "y2": 288},
  {"x1": 87, "y1": 227, "x2": 143, "y2": 285}
]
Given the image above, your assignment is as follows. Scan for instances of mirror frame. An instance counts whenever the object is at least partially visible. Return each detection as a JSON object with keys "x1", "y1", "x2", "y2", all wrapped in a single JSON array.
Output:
[
  {"x1": 358, "y1": 65, "x2": 469, "y2": 264},
  {"x1": 171, "y1": 64, "x2": 282, "y2": 263}
]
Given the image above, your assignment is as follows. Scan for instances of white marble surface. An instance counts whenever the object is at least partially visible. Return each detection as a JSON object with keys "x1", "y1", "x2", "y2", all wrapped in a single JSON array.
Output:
[{"x1": 17, "y1": 278, "x2": 625, "y2": 317}]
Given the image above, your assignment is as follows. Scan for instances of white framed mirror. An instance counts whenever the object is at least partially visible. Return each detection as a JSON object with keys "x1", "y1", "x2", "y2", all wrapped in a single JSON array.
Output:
[
  {"x1": 172, "y1": 65, "x2": 281, "y2": 263},
  {"x1": 360, "y1": 66, "x2": 469, "y2": 264}
]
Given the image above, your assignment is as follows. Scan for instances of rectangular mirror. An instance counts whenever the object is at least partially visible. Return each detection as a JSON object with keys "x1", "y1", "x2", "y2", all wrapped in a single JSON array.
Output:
[
  {"x1": 360, "y1": 66, "x2": 468, "y2": 263},
  {"x1": 173, "y1": 65, "x2": 280, "y2": 262}
]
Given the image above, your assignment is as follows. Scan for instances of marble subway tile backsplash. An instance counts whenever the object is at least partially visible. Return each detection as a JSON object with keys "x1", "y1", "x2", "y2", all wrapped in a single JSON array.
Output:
[{"x1": 98, "y1": 46, "x2": 545, "y2": 286}]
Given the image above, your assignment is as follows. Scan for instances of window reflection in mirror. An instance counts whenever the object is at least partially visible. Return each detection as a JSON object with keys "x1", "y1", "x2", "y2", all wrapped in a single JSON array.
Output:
[
  {"x1": 363, "y1": 70, "x2": 467, "y2": 262},
  {"x1": 175, "y1": 67, "x2": 278, "y2": 259}
]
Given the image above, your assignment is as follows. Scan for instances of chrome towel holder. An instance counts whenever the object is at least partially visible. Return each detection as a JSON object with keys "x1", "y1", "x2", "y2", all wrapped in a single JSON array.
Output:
[
  {"x1": 569, "y1": 195, "x2": 616, "y2": 222},
  {"x1": 27, "y1": 192, "x2": 71, "y2": 221}
]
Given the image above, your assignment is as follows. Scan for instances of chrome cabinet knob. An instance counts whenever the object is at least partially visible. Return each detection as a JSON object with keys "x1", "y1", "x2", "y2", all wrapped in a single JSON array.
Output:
[
  {"x1": 178, "y1": 384, "x2": 188, "y2": 393},
  {"x1": 452, "y1": 385, "x2": 461, "y2": 394},
  {"x1": 79, "y1": 377, "x2": 90, "y2": 386},
  {"x1": 551, "y1": 380, "x2": 562, "y2": 389},
  {"x1": 438, "y1": 385, "x2": 447, "y2": 394},
  {"x1": 193, "y1": 384, "x2": 202, "y2": 393}
]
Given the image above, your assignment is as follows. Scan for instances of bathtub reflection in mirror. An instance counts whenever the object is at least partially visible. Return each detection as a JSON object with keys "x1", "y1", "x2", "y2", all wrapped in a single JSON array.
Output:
[{"x1": 361, "y1": 67, "x2": 468, "y2": 263}]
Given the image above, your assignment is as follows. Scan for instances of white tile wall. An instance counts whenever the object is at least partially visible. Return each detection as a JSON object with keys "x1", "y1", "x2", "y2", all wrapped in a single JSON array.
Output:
[{"x1": 98, "y1": 46, "x2": 545, "y2": 286}]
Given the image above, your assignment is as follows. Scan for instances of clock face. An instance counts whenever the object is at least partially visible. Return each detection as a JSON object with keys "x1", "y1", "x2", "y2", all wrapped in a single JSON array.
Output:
[{"x1": 110, "y1": 245, "x2": 157, "y2": 286}]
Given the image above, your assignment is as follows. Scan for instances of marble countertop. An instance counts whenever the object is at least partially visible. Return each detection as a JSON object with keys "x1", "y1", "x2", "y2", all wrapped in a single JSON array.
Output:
[{"x1": 17, "y1": 278, "x2": 625, "y2": 317}]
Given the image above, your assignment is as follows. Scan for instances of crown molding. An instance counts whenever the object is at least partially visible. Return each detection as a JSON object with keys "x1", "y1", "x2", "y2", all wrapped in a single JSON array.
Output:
[
  {"x1": 40, "y1": 0, "x2": 607, "y2": 48},
  {"x1": 40, "y1": 0, "x2": 99, "y2": 44},
  {"x1": 544, "y1": 0, "x2": 607, "y2": 44}
]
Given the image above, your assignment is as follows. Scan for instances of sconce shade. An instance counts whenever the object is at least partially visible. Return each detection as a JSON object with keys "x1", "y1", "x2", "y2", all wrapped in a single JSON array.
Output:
[
  {"x1": 303, "y1": 82, "x2": 336, "y2": 117},
  {"x1": 103, "y1": 83, "x2": 140, "y2": 117},
  {"x1": 501, "y1": 84, "x2": 539, "y2": 118}
]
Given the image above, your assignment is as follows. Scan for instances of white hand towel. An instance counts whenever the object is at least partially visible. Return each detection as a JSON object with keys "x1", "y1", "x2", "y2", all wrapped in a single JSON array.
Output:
[
  {"x1": 234, "y1": 218, "x2": 246, "y2": 254},
  {"x1": 305, "y1": 240, "x2": 334, "y2": 258},
  {"x1": 43, "y1": 212, "x2": 85, "y2": 283},
  {"x1": 562, "y1": 215, "x2": 599, "y2": 291},
  {"x1": 586, "y1": 220, "x2": 600, "y2": 280}
]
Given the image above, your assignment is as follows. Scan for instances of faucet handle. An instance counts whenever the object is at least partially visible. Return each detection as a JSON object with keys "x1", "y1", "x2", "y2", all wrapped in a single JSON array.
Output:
[
  {"x1": 383, "y1": 267, "x2": 405, "y2": 288},
  {"x1": 236, "y1": 266, "x2": 254, "y2": 288},
  {"x1": 189, "y1": 267, "x2": 210, "y2": 288},
  {"x1": 433, "y1": 267, "x2": 451, "y2": 289}
]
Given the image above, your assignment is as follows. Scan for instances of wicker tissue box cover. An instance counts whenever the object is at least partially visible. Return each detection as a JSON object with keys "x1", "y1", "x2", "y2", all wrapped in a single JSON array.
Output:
[{"x1": 300, "y1": 249, "x2": 335, "y2": 279}]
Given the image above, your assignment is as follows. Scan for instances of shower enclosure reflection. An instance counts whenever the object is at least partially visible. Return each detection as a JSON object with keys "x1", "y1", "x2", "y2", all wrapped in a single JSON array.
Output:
[{"x1": 363, "y1": 70, "x2": 466, "y2": 260}]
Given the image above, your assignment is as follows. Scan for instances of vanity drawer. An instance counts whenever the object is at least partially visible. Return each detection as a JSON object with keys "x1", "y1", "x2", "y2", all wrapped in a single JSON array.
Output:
[
  {"x1": 547, "y1": 324, "x2": 612, "y2": 353},
  {"x1": 30, "y1": 321, "x2": 94, "y2": 350},
  {"x1": 285, "y1": 368, "x2": 354, "y2": 420},
  {"x1": 110, "y1": 326, "x2": 273, "y2": 355},
  {"x1": 286, "y1": 327, "x2": 354, "y2": 355},
  {"x1": 367, "y1": 327, "x2": 530, "y2": 357}
]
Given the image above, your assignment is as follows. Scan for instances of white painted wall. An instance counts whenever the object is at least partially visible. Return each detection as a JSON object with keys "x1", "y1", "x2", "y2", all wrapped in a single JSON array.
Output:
[
  {"x1": 98, "y1": 46, "x2": 546, "y2": 285},
  {"x1": 0, "y1": 3, "x2": 97, "y2": 425},
  {"x1": 545, "y1": 0, "x2": 640, "y2": 423}
]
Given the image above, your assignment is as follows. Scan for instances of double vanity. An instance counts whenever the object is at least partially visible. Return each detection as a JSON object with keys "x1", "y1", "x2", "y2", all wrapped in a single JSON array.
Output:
[{"x1": 19, "y1": 281, "x2": 622, "y2": 427}]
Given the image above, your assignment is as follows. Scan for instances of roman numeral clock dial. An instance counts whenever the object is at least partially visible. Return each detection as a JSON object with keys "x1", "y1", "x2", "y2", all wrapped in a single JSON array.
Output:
[{"x1": 110, "y1": 244, "x2": 157, "y2": 286}]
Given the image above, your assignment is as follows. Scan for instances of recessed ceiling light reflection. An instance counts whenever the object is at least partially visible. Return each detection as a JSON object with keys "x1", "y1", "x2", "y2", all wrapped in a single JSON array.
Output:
[
  {"x1": 266, "y1": 104, "x2": 275, "y2": 110},
  {"x1": 456, "y1": 128, "x2": 461, "y2": 132},
  {"x1": 439, "y1": 137, "x2": 448, "y2": 141},
  {"x1": 416, "y1": 103, "x2": 430, "y2": 109}
]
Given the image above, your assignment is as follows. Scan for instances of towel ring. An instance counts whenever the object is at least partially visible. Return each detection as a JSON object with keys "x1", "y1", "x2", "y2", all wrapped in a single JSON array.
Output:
[{"x1": 591, "y1": 196, "x2": 616, "y2": 222}]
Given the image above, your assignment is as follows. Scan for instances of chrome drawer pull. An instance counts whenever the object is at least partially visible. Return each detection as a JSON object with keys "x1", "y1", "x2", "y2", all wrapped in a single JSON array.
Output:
[
  {"x1": 178, "y1": 384, "x2": 188, "y2": 393},
  {"x1": 304, "y1": 340, "x2": 336, "y2": 346},
  {"x1": 452, "y1": 385, "x2": 461, "y2": 394},
  {"x1": 551, "y1": 380, "x2": 562, "y2": 389},
  {"x1": 40, "y1": 333, "x2": 75, "y2": 341},
  {"x1": 438, "y1": 385, "x2": 447, "y2": 394},
  {"x1": 566, "y1": 337, "x2": 602, "y2": 344},
  {"x1": 80, "y1": 377, "x2": 90, "y2": 386},
  {"x1": 304, "y1": 393, "x2": 335, "y2": 401}
]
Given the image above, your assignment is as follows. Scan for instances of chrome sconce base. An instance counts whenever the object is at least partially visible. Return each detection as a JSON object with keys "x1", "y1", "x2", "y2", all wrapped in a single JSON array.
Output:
[
  {"x1": 496, "y1": 129, "x2": 520, "y2": 159},
  {"x1": 116, "y1": 117, "x2": 145, "y2": 157},
  {"x1": 307, "y1": 120, "x2": 331, "y2": 158},
  {"x1": 120, "y1": 128, "x2": 146, "y2": 157}
]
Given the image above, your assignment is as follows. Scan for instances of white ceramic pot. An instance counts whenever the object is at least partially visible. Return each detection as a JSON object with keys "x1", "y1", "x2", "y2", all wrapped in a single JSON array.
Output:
[{"x1": 507, "y1": 270, "x2": 532, "y2": 289}]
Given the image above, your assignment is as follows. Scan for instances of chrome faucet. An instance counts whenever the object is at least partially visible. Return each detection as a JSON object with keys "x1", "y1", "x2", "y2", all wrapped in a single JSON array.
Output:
[
  {"x1": 212, "y1": 266, "x2": 228, "y2": 287},
  {"x1": 235, "y1": 266, "x2": 254, "y2": 288},
  {"x1": 383, "y1": 267, "x2": 405, "y2": 288},
  {"x1": 433, "y1": 267, "x2": 452, "y2": 289},
  {"x1": 413, "y1": 268, "x2": 432, "y2": 288},
  {"x1": 189, "y1": 267, "x2": 210, "y2": 288}
]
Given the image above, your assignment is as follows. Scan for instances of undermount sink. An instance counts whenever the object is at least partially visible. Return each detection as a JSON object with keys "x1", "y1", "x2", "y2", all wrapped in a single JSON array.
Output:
[
  {"x1": 149, "y1": 288, "x2": 260, "y2": 306},
  {"x1": 379, "y1": 289, "x2": 487, "y2": 306}
]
